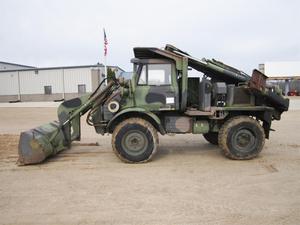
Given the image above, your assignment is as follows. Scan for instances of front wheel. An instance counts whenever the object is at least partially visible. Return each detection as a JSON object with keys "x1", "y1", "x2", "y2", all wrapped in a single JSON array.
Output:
[
  {"x1": 111, "y1": 118, "x2": 158, "y2": 163},
  {"x1": 218, "y1": 116, "x2": 265, "y2": 160}
]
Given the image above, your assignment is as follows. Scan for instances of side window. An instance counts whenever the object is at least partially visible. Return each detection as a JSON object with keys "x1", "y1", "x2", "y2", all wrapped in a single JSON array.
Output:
[
  {"x1": 148, "y1": 64, "x2": 171, "y2": 85},
  {"x1": 138, "y1": 65, "x2": 147, "y2": 85},
  {"x1": 137, "y1": 64, "x2": 172, "y2": 86}
]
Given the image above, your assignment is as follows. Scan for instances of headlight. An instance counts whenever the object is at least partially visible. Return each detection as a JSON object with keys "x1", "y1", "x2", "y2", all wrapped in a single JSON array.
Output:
[{"x1": 108, "y1": 100, "x2": 120, "y2": 113}]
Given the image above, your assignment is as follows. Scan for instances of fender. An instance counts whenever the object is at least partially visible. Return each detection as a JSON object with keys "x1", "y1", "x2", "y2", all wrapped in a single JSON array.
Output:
[{"x1": 107, "y1": 107, "x2": 165, "y2": 134}]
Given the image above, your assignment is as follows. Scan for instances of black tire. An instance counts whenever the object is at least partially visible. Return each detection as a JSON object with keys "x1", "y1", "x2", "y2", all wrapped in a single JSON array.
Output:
[
  {"x1": 203, "y1": 132, "x2": 219, "y2": 145},
  {"x1": 112, "y1": 118, "x2": 158, "y2": 163},
  {"x1": 218, "y1": 116, "x2": 265, "y2": 160}
]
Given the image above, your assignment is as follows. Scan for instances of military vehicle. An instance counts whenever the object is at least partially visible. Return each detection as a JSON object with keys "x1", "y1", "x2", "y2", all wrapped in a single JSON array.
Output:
[{"x1": 18, "y1": 45, "x2": 289, "y2": 165}]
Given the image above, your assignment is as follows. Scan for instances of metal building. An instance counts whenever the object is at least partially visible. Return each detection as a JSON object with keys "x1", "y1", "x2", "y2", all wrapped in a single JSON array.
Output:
[
  {"x1": 0, "y1": 62, "x2": 123, "y2": 102},
  {"x1": 259, "y1": 61, "x2": 300, "y2": 96}
]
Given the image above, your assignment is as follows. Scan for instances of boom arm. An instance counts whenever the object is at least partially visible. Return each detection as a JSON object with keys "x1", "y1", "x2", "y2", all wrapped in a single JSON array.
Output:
[{"x1": 165, "y1": 44, "x2": 251, "y2": 84}]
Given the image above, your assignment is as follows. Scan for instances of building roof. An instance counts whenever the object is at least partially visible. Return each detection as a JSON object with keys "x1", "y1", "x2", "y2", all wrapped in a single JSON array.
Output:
[
  {"x1": 0, "y1": 61, "x2": 36, "y2": 69},
  {"x1": 0, "y1": 63, "x2": 124, "y2": 73}
]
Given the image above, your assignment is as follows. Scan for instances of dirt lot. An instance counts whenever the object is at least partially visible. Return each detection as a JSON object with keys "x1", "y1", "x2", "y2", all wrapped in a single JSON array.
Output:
[{"x1": 0, "y1": 107, "x2": 299, "y2": 225}]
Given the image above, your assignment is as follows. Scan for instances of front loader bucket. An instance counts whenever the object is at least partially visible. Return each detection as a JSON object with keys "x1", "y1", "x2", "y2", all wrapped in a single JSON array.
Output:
[
  {"x1": 18, "y1": 121, "x2": 69, "y2": 165},
  {"x1": 17, "y1": 80, "x2": 118, "y2": 165}
]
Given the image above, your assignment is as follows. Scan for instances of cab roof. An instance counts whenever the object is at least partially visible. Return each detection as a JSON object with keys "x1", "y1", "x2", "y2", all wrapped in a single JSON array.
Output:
[{"x1": 133, "y1": 44, "x2": 251, "y2": 84}]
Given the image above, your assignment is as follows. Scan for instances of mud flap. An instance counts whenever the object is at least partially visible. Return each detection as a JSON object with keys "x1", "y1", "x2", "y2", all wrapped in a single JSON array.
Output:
[{"x1": 18, "y1": 121, "x2": 70, "y2": 165}]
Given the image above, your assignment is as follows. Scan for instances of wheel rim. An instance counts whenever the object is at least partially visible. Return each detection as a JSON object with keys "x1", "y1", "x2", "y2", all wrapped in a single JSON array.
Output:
[
  {"x1": 232, "y1": 128, "x2": 256, "y2": 152},
  {"x1": 121, "y1": 130, "x2": 148, "y2": 156}
]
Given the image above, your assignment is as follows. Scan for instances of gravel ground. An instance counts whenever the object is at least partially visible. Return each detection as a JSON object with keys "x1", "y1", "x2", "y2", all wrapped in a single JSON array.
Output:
[{"x1": 0, "y1": 103, "x2": 299, "y2": 225}]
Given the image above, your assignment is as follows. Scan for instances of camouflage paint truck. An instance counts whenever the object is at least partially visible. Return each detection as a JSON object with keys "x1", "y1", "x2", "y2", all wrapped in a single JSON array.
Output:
[{"x1": 18, "y1": 45, "x2": 289, "y2": 165}]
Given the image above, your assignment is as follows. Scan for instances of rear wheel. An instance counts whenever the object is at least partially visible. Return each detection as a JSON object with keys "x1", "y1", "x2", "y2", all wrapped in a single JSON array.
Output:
[
  {"x1": 203, "y1": 132, "x2": 219, "y2": 145},
  {"x1": 218, "y1": 116, "x2": 265, "y2": 160},
  {"x1": 112, "y1": 118, "x2": 158, "y2": 163}
]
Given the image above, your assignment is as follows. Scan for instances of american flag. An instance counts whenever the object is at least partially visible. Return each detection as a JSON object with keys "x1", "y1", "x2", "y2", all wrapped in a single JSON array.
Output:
[{"x1": 103, "y1": 29, "x2": 108, "y2": 56}]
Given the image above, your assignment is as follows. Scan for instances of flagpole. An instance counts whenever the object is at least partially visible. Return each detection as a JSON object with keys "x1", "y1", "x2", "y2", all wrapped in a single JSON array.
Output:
[
  {"x1": 104, "y1": 54, "x2": 107, "y2": 85},
  {"x1": 103, "y1": 28, "x2": 108, "y2": 85}
]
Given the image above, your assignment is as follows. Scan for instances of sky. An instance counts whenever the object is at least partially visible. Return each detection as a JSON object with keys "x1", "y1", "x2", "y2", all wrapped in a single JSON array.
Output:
[{"x1": 0, "y1": 0, "x2": 300, "y2": 74}]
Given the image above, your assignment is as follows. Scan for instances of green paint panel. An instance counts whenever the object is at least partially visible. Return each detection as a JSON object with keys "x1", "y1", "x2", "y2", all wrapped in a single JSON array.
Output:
[{"x1": 193, "y1": 120, "x2": 209, "y2": 134}]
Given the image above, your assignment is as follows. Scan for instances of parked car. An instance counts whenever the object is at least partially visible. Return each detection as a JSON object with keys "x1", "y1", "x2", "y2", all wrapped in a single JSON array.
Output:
[{"x1": 288, "y1": 90, "x2": 298, "y2": 96}]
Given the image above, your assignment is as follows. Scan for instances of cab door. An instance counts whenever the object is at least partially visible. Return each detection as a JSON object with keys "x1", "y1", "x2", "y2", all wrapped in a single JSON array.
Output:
[{"x1": 134, "y1": 63, "x2": 179, "y2": 111}]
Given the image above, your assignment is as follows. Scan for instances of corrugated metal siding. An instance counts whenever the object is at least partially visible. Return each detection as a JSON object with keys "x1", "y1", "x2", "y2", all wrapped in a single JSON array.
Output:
[
  {"x1": 63, "y1": 68, "x2": 92, "y2": 93},
  {"x1": 19, "y1": 69, "x2": 63, "y2": 94},
  {"x1": 0, "y1": 71, "x2": 19, "y2": 95},
  {"x1": 0, "y1": 66, "x2": 108, "y2": 99},
  {"x1": 0, "y1": 67, "x2": 93, "y2": 95}
]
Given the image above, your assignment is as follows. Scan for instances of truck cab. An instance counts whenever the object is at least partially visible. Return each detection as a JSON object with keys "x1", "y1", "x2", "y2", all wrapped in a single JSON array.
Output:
[{"x1": 131, "y1": 58, "x2": 179, "y2": 111}]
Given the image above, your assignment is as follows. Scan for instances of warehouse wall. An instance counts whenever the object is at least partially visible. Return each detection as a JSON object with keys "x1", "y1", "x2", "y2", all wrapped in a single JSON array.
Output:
[
  {"x1": 0, "y1": 71, "x2": 19, "y2": 95},
  {"x1": 0, "y1": 65, "x2": 123, "y2": 102},
  {"x1": 0, "y1": 66, "x2": 106, "y2": 102},
  {"x1": 63, "y1": 68, "x2": 92, "y2": 93},
  {"x1": 0, "y1": 71, "x2": 20, "y2": 102},
  {"x1": 18, "y1": 68, "x2": 93, "y2": 95},
  {"x1": 19, "y1": 69, "x2": 63, "y2": 95}
]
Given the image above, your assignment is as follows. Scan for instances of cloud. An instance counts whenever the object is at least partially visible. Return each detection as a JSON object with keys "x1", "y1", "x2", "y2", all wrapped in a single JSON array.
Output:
[{"x1": 0, "y1": 0, "x2": 299, "y2": 73}]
